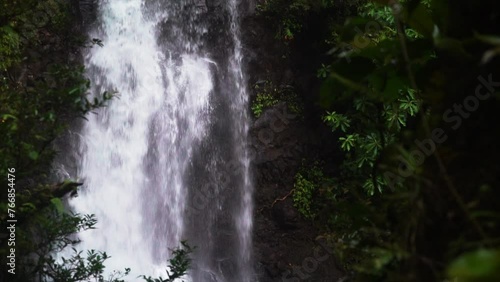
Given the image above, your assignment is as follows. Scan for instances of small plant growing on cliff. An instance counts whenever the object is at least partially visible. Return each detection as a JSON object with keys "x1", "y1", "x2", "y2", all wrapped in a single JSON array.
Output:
[
  {"x1": 251, "y1": 92, "x2": 279, "y2": 117},
  {"x1": 0, "y1": 26, "x2": 20, "y2": 70},
  {"x1": 293, "y1": 173, "x2": 317, "y2": 219},
  {"x1": 251, "y1": 80, "x2": 303, "y2": 118},
  {"x1": 141, "y1": 241, "x2": 194, "y2": 282},
  {"x1": 293, "y1": 162, "x2": 325, "y2": 219}
]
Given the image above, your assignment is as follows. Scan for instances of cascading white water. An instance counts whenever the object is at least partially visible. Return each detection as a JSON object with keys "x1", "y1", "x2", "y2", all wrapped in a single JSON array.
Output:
[
  {"x1": 227, "y1": 1, "x2": 254, "y2": 280},
  {"x1": 65, "y1": 0, "x2": 253, "y2": 281}
]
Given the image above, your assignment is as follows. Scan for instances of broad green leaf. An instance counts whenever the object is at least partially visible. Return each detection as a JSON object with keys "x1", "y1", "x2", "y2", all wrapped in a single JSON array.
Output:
[
  {"x1": 50, "y1": 198, "x2": 65, "y2": 213},
  {"x1": 339, "y1": 134, "x2": 357, "y2": 151},
  {"x1": 430, "y1": 0, "x2": 449, "y2": 30},
  {"x1": 370, "y1": 0, "x2": 391, "y2": 5},
  {"x1": 28, "y1": 151, "x2": 39, "y2": 160},
  {"x1": 69, "y1": 87, "x2": 80, "y2": 95},
  {"x1": 319, "y1": 76, "x2": 345, "y2": 108},
  {"x1": 481, "y1": 47, "x2": 500, "y2": 65},
  {"x1": 21, "y1": 203, "x2": 37, "y2": 212},
  {"x1": 370, "y1": 248, "x2": 395, "y2": 270},
  {"x1": 407, "y1": 3, "x2": 434, "y2": 38},
  {"x1": 434, "y1": 37, "x2": 463, "y2": 50},
  {"x1": 341, "y1": 17, "x2": 378, "y2": 42},
  {"x1": 471, "y1": 211, "x2": 500, "y2": 219},
  {"x1": 434, "y1": 37, "x2": 471, "y2": 58},
  {"x1": 367, "y1": 73, "x2": 385, "y2": 92},
  {"x1": 382, "y1": 76, "x2": 407, "y2": 101},
  {"x1": 475, "y1": 33, "x2": 500, "y2": 46},
  {"x1": 1, "y1": 114, "x2": 17, "y2": 120},
  {"x1": 334, "y1": 57, "x2": 377, "y2": 81},
  {"x1": 447, "y1": 249, "x2": 500, "y2": 282},
  {"x1": 330, "y1": 72, "x2": 370, "y2": 94}
]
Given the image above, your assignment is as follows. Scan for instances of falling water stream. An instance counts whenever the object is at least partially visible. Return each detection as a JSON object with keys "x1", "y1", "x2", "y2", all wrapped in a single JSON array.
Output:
[{"x1": 64, "y1": 0, "x2": 253, "y2": 281}]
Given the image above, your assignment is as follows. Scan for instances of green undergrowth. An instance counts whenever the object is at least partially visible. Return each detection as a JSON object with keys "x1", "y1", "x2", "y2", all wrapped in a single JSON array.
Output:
[{"x1": 251, "y1": 80, "x2": 303, "y2": 118}]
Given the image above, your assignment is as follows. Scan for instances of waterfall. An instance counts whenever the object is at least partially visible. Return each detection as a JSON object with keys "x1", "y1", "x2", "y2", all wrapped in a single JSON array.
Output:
[
  {"x1": 64, "y1": 0, "x2": 254, "y2": 281},
  {"x1": 227, "y1": 0, "x2": 254, "y2": 280}
]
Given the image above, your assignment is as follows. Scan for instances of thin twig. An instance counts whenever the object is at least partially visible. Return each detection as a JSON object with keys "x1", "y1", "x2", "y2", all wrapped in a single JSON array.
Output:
[
  {"x1": 271, "y1": 189, "x2": 295, "y2": 207},
  {"x1": 258, "y1": 189, "x2": 296, "y2": 212}
]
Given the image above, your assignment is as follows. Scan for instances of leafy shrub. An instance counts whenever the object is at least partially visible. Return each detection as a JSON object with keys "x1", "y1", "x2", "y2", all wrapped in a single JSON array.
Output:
[
  {"x1": 141, "y1": 241, "x2": 194, "y2": 282},
  {"x1": 0, "y1": 26, "x2": 20, "y2": 70},
  {"x1": 314, "y1": 0, "x2": 500, "y2": 280},
  {"x1": 293, "y1": 173, "x2": 317, "y2": 219},
  {"x1": 293, "y1": 162, "x2": 328, "y2": 219},
  {"x1": 251, "y1": 80, "x2": 302, "y2": 118},
  {"x1": 251, "y1": 93, "x2": 278, "y2": 117},
  {"x1": 257, "y1": 0, "x2": 500, "y2": 281}
]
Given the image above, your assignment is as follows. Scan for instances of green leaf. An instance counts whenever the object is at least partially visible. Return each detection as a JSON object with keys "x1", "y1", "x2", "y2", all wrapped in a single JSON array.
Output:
[
  {"x1": 50, "y1": 198, "x2": 65, "y2": 214},
  {"x1": 370, "y1": 0, "x2": 391, "y2": 6},
  {"x1": 356, "y1": 39, "x2": 400, "y2": 63},
  {"x1": 334, "y1": 57, "x2": 378, "y2": 81},
  {"x1": 320, "y1": 76, "x2": 345, "y2": 108},
  {"x1": 28, "y1": 151, "x2": 39, "y2": 160},
  {"x1": 69, "y1": 87, "x2": 80, "y2": 95},
  {"x1": 1, "y1": 114, "x2": 17, "y2": 120},
  {"x1": 21, "y1": 203, "x2": 37, "y2": 212},
  {"x1": 367, "y1": 73, "x2": 386, "y2": 93},
  {"x1": 371, "y1": 248, "x2": 395, "y2": 270},
  {"x1": 324, "y1": 111, "x2": 351, "y2": 132},
  {"x1": 382, "y1": 75, "x2": 407, "y2": 101},
  {"x1": 475, "y1": 33, "x2": 500, "y2": 46},
  {"x1": 407, "y1": 3, "x2": 434, "y2": 38},
  {"x1": 434, "y1": 37, "x2": 470, "y2": 58},
  {"x1": 471, "y1": 211, "x2": 500, "y2": 219},
  {"x1": 481, "y1": 47, "x2": 500, "y2": 65},
  {"x1": 434, "y1": 37, "x2": 463, "y2": 50},
  {"x1": 330, "y1": 72, "x2": 370, "y2": 94},
  {"x1": 339, "y1": 134, "x2": 357, "y2": 151},
  {"x1": 447, "y1": 249, "x2": 500, "y2": 282}
]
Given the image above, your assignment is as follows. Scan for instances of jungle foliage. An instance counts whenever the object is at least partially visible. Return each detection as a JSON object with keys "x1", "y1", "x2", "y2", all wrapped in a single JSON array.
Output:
[
  {"x1": 251, "y1": 80, "x2": 303, "y2": 118},
  {"x1": 260, "y1": 0, "x2": 500, "y2": 281}
]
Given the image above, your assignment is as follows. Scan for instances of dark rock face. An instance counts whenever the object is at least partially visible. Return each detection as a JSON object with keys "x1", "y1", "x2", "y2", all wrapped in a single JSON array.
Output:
[
  {"x1": 248, "y1": 103, "x2": 343, "y2": 282},
  {"x1": 206, "y1": 0, "x2": 223, "y2": 9},
  {"x1": 240, "y1": 9, "x2": 344, "y2": 281}
]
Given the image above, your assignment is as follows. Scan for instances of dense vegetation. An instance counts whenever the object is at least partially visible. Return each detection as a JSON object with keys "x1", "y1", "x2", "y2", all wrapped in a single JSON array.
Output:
[
  {"x1": 257, "y1": 0, "x2": 500, "y2": 281},
  {"x1": 0, "y1": 1, "x2": 190, "y2": 281}
]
